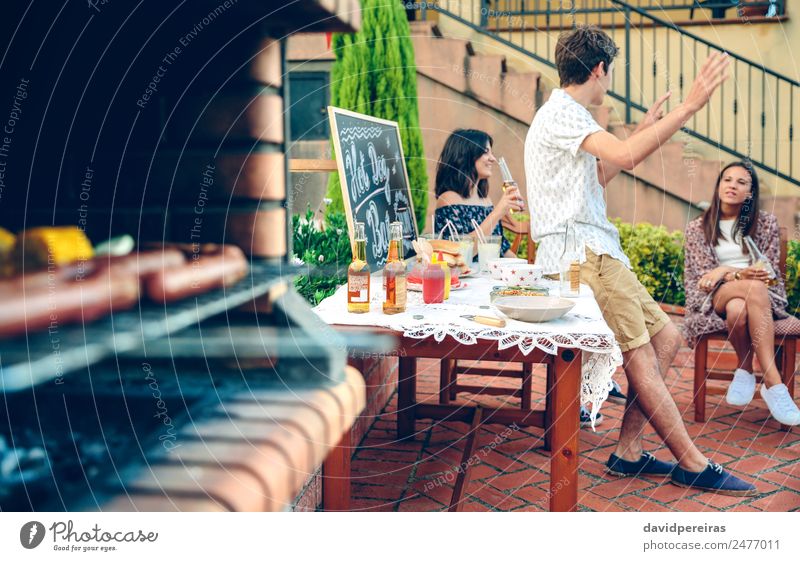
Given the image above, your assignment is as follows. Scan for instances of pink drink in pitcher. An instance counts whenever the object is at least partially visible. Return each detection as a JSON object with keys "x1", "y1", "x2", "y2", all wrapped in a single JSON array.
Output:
[{"x1": 422, "y1": 262, "x2": 445, "y2": 304}]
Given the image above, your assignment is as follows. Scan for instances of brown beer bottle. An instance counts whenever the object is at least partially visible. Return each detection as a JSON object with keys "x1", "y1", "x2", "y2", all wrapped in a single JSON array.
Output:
[{"x1": 383, "y1": 221, "x2": 407, "y2": 314}]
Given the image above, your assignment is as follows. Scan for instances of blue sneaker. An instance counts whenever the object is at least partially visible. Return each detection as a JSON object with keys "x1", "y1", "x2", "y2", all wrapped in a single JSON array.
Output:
[
  {"x1": 671, "y1": 461, "x2": 757, "y2": 496},
  {"x1": 606, "y1": 380, "x2": 627, "y2": 404},
  {"x1": 606, "y1": 452, "x2": 676, "y2": 478}
]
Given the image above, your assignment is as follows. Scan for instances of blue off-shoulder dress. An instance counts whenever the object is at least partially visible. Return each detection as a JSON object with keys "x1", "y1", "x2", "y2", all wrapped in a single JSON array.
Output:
[{"x1": 434, "y1": 204, "x2": 511, "y2": 260}]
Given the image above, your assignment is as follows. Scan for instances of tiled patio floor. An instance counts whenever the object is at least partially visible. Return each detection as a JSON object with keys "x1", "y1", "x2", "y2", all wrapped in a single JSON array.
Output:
[{"x1": 349, "y1": 341, "x2": 800, "y2": 512}]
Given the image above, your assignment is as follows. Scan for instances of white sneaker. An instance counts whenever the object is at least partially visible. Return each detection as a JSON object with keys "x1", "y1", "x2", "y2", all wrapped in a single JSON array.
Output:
[
  {"x1": 726, "y1": 368, "x2": 756, "y2": 406},
  {"x1": 760, "y1": 384, "x2": 800, "y2": 425}
]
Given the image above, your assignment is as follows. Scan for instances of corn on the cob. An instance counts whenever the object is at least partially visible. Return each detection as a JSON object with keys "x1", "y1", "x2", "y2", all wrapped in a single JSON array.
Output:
[
  {"x1": 11, "y1": 227, "x2": 94, "y2": 273},
  {"x1": 0, "y1": 227, "x2": 15, "y2": 277}
]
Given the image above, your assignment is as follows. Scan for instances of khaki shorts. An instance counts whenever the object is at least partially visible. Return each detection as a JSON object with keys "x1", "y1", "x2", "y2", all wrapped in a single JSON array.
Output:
[{"x1": 549, "y1": 249, "x2": 670, "y2": 352}]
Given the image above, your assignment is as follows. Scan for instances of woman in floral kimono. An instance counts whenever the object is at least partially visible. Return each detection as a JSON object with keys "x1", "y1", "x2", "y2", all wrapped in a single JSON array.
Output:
[{"x1": 683, "y1": 161, "x2": 800, "y2": 425}]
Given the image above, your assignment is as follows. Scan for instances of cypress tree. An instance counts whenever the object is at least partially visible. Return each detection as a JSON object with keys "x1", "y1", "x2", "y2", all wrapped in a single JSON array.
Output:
[{"x1": 325, "y1": 0, "x2": 428, "y2": 234}]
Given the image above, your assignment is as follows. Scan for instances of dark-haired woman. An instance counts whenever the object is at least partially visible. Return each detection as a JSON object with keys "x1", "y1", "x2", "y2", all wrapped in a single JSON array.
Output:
[
  {"x1": 684, "y1": 162, "x2": 800, "y2": 425},
  {"x1": 433, "y1": 129, "x2": 521, "y2": 258},
  {"x1": 433, "y1": 129, "x2": 623, "y2": 426}
]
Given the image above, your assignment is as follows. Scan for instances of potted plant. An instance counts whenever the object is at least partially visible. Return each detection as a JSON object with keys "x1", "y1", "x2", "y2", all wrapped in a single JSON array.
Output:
[{"x1": 739, "y1": 0, "x2": 771, "y2": 18}]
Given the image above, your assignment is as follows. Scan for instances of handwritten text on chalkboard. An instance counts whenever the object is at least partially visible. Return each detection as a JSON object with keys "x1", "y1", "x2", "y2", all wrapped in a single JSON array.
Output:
[{"x1": 329, "y1": 107, "x2": 417, "y2": 268}]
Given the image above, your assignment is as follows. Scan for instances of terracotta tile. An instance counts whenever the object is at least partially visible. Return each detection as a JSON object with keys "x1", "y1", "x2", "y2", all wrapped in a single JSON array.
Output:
[
  {"x1": 617, "y1": 495, "x2": 673, "y2": 512},
  {"x1": 640, "y1": 483, "x2": 702, "y2": 504},
  {"x1": 759, "y1": 471, "x2": 800, "y2": 492},
  {"x1": 587, "y1": 476, "x2": 656, "y2": 499},
  {"x1": 750, "y1": 491, "x2": 800, "y2": 511},
  {"x1": 726, "y1": 455, "x2": 786, "y2": 474},
  {"x1": 465, "y1": 483, "x2": 525, "y2": 511},
  {"x1": 351, "y1": 483, "x2": 406, "y2": 501},
  {"x1": 576, "y1": 491, "x2": 627, "y2": 512},
  {"x1": 349, "y1": 498, "x2": 397, "y2": 512},
  {"x1": 397, "y1": 496, "x2": 445, "y2": 512},
  {"x1": 460, "y1": 500, "x2": 493, "y2": 512},
  {"x1": 486, "y1": 469, "x2": 548, "y2": 491},
  {"x1": 409, "y1": 480, "x2": 457, "y2": 505},
  {"x1": 670, "y1": 499, "x2": 715, "y2": 512},
  {"x1": 508, "y1": 484, "x2": 549, "y2": 506}
]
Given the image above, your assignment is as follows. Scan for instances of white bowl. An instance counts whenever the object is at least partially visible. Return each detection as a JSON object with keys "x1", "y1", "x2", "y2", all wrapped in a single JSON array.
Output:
[
  {"x1": 500, "y1": 263, "x2": 543, "y2": 287},
  {"x1": 488, "y1": 257, "x2": 526, "y2": 280},
  {"x1": 493, "y1": 295, "x2": 575, "y2": 323}
]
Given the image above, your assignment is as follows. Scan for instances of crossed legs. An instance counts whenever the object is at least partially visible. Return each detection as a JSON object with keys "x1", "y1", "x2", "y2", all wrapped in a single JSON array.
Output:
[{"x1": 712, "y1": 280, "x2": 782, "y2": 387}]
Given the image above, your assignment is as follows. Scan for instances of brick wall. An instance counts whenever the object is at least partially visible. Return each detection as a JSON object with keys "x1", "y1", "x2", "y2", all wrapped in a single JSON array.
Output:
[{"x1": 292, "y1": 355, "x2": 399, "y2": 511}]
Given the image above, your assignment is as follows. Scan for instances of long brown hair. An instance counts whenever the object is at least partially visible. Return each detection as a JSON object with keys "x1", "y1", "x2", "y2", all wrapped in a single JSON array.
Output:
[
  {"x1": 435, "y1": 129, "x2": 492, "y2": 199},
  {"x1": 701, "y1": 161, "x2": 760, "y2": 248}
]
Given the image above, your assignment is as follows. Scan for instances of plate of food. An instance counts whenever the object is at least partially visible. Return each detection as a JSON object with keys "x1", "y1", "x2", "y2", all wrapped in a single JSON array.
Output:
[{"x1": 493, "y1": 295, "x2": 575, "y2": 323}]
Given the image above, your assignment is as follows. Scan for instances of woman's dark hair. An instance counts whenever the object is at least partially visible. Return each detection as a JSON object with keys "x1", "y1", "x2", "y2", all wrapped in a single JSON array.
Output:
[
  {"x1": 435, "y1": 129, "x2": 492, "y2": 199},
  {"x1": 555, "y1": 25, "x2": 618, "y2": 87},
  {"x1": 701, "y1": 161, "x2": 760, "y2": 248}
]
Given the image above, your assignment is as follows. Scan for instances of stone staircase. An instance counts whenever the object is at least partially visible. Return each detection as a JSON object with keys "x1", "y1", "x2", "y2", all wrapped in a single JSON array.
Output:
[{"x1": 409, "y1": 19, "x2": 733, "y2": 228}]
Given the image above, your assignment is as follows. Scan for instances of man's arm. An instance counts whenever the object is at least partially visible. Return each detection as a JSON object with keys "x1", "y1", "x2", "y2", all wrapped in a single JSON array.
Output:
[
  {"x1": 585, "y1": 52, "x2": 729, "y2": 171},
  {"x1": 596, "y1": 91, "x2": 672, "y2": 188}
]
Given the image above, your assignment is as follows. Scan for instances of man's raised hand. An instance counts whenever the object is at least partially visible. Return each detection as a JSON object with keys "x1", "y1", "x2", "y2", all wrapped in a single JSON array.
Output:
[{"x1": 684, "y1": 51, "x2": 730, "y2": 114}]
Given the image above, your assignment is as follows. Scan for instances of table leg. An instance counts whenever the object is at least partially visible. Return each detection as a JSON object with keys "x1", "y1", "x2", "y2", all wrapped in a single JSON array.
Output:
[
  {"x1": 398, "y1": 356, "x2": 417, "y2": 440},
  {"x1": 549, "y1": 348, "x2": 581, "y2": 512}
]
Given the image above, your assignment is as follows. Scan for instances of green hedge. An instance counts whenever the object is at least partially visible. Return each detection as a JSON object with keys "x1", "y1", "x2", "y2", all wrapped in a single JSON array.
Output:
[
  {"x1": 292, "y1": 209, "x2": 352, "y2": 306},
  {"x1": 614, "y1": 219, "x2": 685, "y2": 307},
  {"x1": 786, "y1": 240, "x2": 800, "y2": 316},
  {"x1": 293, "y1": 213, "x2": 800, "y2": 312}
]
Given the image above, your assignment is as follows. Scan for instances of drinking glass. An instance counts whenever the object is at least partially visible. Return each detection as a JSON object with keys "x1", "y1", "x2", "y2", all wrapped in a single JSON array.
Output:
[{"x1": 478, "y1": 235, "x2": 501, "y2": 273}]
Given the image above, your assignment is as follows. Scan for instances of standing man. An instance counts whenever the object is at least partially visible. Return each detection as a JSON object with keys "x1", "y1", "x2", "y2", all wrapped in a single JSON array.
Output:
[{"x1": 525, "y1": 25, "x2": 755, "y2": 495}]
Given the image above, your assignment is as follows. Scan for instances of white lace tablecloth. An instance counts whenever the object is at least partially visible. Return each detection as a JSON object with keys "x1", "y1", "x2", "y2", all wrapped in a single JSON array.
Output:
[{"x1": 314, "y1": 273, "x2": 623, "y2": 424}]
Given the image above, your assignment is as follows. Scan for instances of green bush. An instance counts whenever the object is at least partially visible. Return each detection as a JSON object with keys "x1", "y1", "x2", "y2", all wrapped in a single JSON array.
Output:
[
  {"x1": 785, "y1": 240, "x2": 800, "y2": 315},
  {"x1": 292, "y1": 209, "x2": 352, "y2": 306},
  {"x1": 614, "y1": 220, "x2": 686, "y2": 306}
]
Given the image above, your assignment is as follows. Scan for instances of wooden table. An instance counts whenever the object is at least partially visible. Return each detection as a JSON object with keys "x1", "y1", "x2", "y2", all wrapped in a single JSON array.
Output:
[{"x1": 338, "y1": 325, "x2": 583, "y2": 512}]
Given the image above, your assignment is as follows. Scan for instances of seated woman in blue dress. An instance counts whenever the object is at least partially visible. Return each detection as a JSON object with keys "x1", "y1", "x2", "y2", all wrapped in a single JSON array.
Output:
[
  {"x1": 433, "y1": 129, "x2": 521, "y2": 259},
  {"x1": 432, "y1": 129, "x2": 626, "y2": 426}
]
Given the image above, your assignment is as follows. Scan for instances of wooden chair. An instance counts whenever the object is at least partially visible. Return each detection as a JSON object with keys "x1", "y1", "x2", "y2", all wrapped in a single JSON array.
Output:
[
  {"x1": 440, "y1": 215, "x2": 539, "y2": 414},
  {"x1": 693, "y1": 227, "x2": 799, "y2": 431}
]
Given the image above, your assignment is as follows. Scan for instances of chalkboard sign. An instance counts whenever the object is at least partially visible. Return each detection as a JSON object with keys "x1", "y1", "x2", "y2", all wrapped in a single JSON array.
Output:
[{"x1": 328, "y1": 106, "x2": 418, "y2": 269}]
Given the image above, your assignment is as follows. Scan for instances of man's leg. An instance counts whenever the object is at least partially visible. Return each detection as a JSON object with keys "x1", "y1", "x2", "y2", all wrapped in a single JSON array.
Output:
[
  {"x1": 614, "y1": 321, "x2": 681, "y2": 460},
  {"x1": 620, "y1": 337, "x2": 708, "y2": 471}
]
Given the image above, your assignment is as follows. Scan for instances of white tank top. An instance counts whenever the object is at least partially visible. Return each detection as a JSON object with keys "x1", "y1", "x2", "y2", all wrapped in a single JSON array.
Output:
[{"x1": 714, "y1": 219, "x2": 750, "y2": 269}]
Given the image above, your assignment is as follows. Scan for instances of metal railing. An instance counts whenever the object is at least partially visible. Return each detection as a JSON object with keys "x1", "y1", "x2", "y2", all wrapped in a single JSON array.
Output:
[
  {"x1": 425, "y1": 1, "x2": 798, "y2": 188},
  {"x1": 635, "y1": 1, "x2": 784, "y2": 18}
]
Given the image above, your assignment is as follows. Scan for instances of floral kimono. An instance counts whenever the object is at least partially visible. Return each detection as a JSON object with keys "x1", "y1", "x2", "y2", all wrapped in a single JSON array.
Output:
[{"x1": 682, "y1": 210, "x2": 795, "y2": 349}]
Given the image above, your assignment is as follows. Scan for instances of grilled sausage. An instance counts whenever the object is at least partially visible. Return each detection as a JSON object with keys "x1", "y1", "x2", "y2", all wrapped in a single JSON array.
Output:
[
  {"x1": 0, "y1": 269, "x2": 140, "y2": 338},
  {"x1": 145, "y1": 246, "x2": 248, "y2": 303}
]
